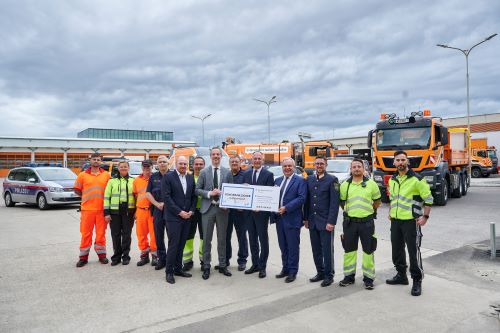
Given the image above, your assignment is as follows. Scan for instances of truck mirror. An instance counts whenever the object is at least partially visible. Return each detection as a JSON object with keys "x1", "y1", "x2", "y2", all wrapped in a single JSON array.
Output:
[
  {"x1": 367, "y1": 130, "x2": 373, "y2": 148},
  {"x1": 441, "y1": 127, "x2": 449, "y2": 145}
]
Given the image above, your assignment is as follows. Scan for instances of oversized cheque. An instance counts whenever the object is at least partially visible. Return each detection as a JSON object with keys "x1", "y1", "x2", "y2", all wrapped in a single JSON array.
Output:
[{"x1": 219, "y1": 183, "x2": 280, "y2": 212}]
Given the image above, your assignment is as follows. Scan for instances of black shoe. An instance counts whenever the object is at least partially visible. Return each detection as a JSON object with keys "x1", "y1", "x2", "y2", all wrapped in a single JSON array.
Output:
[
  {"x1": 245, "y1": 265, "x2": 259, "y2": 274},
  {"x1": 111, "y1": 260, "x2": 120, "y2": 266},
  {"x1": 411, "y1": 279, "x2": 422, "y2": 296},
  {"x1": 98, "y1": 257, "x2": 109, "y2": 264},
  {"x1": 76, "y1": 259, "x2": 88, "y2": 268},
  {"x1": 122, "y1": 258, "x2": 130, "y2": 266},
  {"x1": 151, "y1": 256, "x2": 158, "y2": 267},
  {"x1": 219, "y1": 267, "x2": 232, "y2": 277},
  {"x1": 339, "y1": 276, "x2": 355, "y2": 287},
  {"x1": 321, "y1": 277, "x2": 333, "y2": 287},
  {"x1": 276, "y1": 270, "x2": 288, "y2": 279},
  {"x1": 386, "y1": 272, "x2": 409, "y2": 285},
  {"x1": 364, "y1": 279, "x2": 374, "y2": 290},
  {"x1": 174, "y1": 270, "x2": 192, "y2": 278},
  {"x1": 238, "y1": 264, "x2": 246, "y2": 271},
  {"x1": 183, "y1": 261, "x2": 194, "y2": 271},
  {"x1": 137, "y1": 256, "x2": 150, "y2": 266},
  {"x1": 202, "y1": 269, "x2": 210, "y2": 280},
  {"x1": 309, "y1": 274, "x2": 324, "y2": 283},
  {"x1": 258, "y1": 269, "x2": 267, "y2": 278},
  {"x1": 166, "y1": 273, "x2": 175, "y2": 284},
  {"x1": 285, "y1": 274, "x2": 296, "y2": 283},
  {"x1": 155, "y1": 262, "x2": 166, "y2": 271}
]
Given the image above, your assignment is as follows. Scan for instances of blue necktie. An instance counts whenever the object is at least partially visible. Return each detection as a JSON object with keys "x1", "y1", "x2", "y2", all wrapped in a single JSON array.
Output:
[{"x1": 252, "y1": 170, "x2": 257, "y2": 185}]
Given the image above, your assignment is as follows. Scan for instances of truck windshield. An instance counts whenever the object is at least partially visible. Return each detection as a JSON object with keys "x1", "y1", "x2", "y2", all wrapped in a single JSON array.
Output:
[{"x1": 376, "y1": 127, "x2": 431, "y2": 150}]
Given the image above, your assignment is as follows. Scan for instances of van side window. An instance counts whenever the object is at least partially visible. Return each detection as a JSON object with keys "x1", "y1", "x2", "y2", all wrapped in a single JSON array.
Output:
[
  {"x1": 7, "y1": 170, "x2": 17, "y2": 180},
  {"x1": 14, "y1": 169, "x2": 28, "y2": 182}
]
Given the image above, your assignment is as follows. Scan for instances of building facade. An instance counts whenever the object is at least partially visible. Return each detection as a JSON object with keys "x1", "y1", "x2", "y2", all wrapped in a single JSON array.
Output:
[{"x1": 77, "y1": 128, "x2": 174, "y2": 141}]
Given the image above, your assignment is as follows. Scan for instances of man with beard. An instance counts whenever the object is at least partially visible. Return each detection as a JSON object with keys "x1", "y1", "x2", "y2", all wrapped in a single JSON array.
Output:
[{"x1": 386, "y1": 151, "x2": 433, "y2": 296}]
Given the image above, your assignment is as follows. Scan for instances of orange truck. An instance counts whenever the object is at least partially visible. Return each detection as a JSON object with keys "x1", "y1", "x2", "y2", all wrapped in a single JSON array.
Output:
[
  {"x1": 223, "y1": 140, "x2": 334, "y2": 174},
  {"x1": 368, "y1": 110, "x2": 469, "y2": 206},
  {"x1": 471, "y1": 138, "x2": 498, "y2": 175}
]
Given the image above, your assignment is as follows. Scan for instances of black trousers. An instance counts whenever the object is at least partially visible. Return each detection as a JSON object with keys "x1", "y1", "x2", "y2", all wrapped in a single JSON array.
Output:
[
  {"x1": 309, "y1": 225, "x2": 334, "y2": 279},
  {"x1": 246, "y1": 212, "x2": 269, "y2": 270},
  {"x1": 390, "y1": 218, "x2": 423, "y2": 280},
  {"x1": 110, "y1": 210, "x2": 135, "y2": 262},
  {"x1": 342, "y1": 219, "x2": 376, "y2": 254},
  {"x1": 165, "y1": 219, "x2": 191, "y2": 274},
  {"x1": 226, "y1": 210, "x2": 249, "y2": 265},
  {"x1": 153, "y1": 210, "x2": 167, "y2": 265},
  {"x1": 186, "y1": 209, "x2": 203, "y2": 243}
]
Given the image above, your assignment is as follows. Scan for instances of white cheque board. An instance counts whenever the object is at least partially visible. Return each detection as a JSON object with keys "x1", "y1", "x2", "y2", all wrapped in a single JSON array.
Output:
[{"x1": 219, "y1": 183, "x2": 280, "y2": 212}]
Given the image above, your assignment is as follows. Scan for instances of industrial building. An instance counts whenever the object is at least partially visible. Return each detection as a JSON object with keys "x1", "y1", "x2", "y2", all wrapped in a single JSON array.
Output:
[{"x1": 77, "y1": 128, "x2": 174, "y2": 141}]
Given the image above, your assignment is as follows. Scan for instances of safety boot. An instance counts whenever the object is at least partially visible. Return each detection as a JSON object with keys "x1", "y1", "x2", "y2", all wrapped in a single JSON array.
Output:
[
  {"x1": 151, "y1": 255, "x2": 158, "y2": 267},
  {"x1": 411, "y1": 279, "x2": 422, "y2": 296},
  {"x1": 386, "y1": 272, "x2": 409, "y2": 285},
  {"x1": 137, "y1": 255, "x2": 150, "y2": 266},
  {"x1": 76, "y1": 259, "x2": 88, "y2": 268},
  {"x1": 339, "y1": 275, "x2": 355, "y2": 287}
]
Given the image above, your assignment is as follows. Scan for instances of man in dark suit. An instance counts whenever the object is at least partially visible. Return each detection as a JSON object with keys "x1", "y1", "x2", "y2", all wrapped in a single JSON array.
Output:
[
  {"x1": 161, "y1": 156, "x2": 197, "y2": 284},
  {"x1": 243, "y1": 151, "x2": 275, "y2": 278},
  {"x1": 272, "y1": 158, "x2": 307, "y2": 283},
  {"x1": 304, "y1": 156, "x2": 340, "y2": 287},
  {"x1": 195, "y1": 147, "x2": 233, "y2": 280}
]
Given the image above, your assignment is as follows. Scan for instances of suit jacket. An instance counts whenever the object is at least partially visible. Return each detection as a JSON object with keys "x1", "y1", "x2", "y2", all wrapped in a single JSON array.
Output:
[
  {"x1": 161, "y1": 171, "x2": 197, "y2": 223},
  {"x1": 243, "y1": 167, "x2": 275, "y2": 220},
  {"x1": 304, "y1": 173, "x2": 340, "y2": 230},
  {"x1": 272, "y1": 174, "x2": 307, "y2": 228},
  {"x1": 195, "y1": 165, "x2": 233, "y2": 214}
]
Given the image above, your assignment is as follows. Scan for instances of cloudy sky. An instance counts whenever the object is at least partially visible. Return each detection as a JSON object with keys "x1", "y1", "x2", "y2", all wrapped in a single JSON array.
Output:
[{"x1": 1, "y1": 0, "x2": 499, "y2": 145}]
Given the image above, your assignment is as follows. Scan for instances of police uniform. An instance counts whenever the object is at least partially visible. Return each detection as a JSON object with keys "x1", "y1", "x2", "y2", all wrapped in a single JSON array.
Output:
[
  {"x1": 339, "y1": 176, "x2": 381, "y2": 284},
  {"x1": 388, "y1": 169, "x2": 433, "y2": 282},
  {"x1": 304, "y1": 173, "x2": 340, "y2": 282},
  {"x1": 146, "y1": 170, "x2": 168, "y2": 267}
]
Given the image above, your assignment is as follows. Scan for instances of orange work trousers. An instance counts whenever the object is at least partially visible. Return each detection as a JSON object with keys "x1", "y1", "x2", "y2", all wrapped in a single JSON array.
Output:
[
  {"x1": 79, "y1": 210, "x2": 107, "y2": 259},
  {"x1": 135, "y1": 207, "x2": 157, "y2": 257}
]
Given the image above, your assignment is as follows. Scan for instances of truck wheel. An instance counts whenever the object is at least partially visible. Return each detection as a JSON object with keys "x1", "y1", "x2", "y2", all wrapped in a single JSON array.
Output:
[
  {"x1": 37, "y1": 193, "x2": 49, "y2": 210},
  {"x1": 471, "y1": 168, "x2": 481, "y2": 178},
  {"x1": 4, "y1": 192, "x2": 16, "y2": 207},
  {"x1": 451, "y1": 176, "x2": 462, "y2": 198},
  {"x1": 461, "y1": 174, "x2": 468, "y2": 196},
  {"x1": 435, "y1": 178, "x2": 448, "y2": 206}
]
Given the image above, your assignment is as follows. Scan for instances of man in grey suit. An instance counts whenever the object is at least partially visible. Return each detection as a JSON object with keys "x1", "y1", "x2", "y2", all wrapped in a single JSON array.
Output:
[{"x1": 196, "y1": 147, "x2": 234, "y2": 280}]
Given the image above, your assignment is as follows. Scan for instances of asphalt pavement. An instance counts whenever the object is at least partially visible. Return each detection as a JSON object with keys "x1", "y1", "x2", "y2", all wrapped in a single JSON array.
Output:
[{"x1": 0, "y1": 176, "x2": 499, "y2": 332}]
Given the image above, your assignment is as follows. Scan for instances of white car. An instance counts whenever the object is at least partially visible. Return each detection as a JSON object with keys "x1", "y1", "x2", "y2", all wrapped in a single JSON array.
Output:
[{"x1": 325, "y1": 159, "x2": 352, "y2": 183}]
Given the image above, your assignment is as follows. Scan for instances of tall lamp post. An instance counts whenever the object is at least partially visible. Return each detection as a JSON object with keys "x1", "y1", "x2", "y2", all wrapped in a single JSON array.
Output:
[
  {"x1": 254, "y1": 96, "x2": 277, "y2": 143},
  {"x1": 437, "y1": 33, "x2": 497, "y2": 177},
  {"x1": 191, "y1": 113, "x2": 212, "y2": 146}
]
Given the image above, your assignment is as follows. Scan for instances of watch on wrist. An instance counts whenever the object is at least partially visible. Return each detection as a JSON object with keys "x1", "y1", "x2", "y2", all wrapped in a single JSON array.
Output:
[{"x1": 423, "y1": 214, "x2": 430, "y2": 219}]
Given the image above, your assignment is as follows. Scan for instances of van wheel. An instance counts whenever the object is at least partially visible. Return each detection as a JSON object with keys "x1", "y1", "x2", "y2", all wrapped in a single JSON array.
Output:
[
  {"x1": 435, "y1": 178, "x2": 448, "y2": 206},
  {"x1": 4, "y1": 192, "x2": 16, "y2": 207},
  {"x1": 37, "y1": 193, "x2": 49, "y2": 210}
]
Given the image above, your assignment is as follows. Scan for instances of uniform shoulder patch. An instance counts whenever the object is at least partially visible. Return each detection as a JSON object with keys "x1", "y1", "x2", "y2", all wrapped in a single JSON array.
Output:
[{"x1": 333, "y1": 180, "x2": 340, "y2": 192}]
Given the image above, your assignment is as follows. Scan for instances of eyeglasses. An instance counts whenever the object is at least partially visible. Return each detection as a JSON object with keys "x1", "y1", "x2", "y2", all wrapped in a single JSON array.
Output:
[{"x1": 314, "y1": 162, "x2": 325, "y2": 166}]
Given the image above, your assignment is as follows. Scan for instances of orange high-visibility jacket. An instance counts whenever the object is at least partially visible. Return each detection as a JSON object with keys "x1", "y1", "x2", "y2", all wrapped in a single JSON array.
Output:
[
  {"x1": 133, "y1": 175, "x2": 151, "y2": 209},
  {"x1": 74, "y1": 168, "x2": 111, "y2": 211}
]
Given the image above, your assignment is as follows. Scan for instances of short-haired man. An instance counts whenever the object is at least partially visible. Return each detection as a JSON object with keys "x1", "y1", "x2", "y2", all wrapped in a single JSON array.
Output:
[
  {"x1": 243, "y1": 151, "x2": 275, "y2": 278},
  {"x1": 272, "y1": 158, "x2": 307, "y2": 283},
  {"x1": 339, "y1": 158, "x2": 381, "y2": 289},
  {"x1": 134, "y1": 159, "x2": 157, "y2": 267},
  {"x1": 182, "y1": 156, "x2": 205, "y2": 271},
  {"x1": 74, "y1": 153, "x2": 111, "y2": 267},
  {"x1": 196, "y1": 147, "x2": 234, "y2": 280},
  {"x1": 146, "y1": 155, "x2": 169, "y2": 270},
  {"x1": 304, "y1": 157, "x2": 340, "y2": 287},
  {"x1": 386, "y1": 151, "x2": 432, "y2": 296}
]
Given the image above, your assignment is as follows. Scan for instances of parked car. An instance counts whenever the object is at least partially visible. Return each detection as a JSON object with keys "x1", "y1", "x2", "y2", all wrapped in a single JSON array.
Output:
[
  {"x1": 266, "y1": 165, "x2": 307, "y2": 180},
  {"x1": 3, "y1": 167, "x2": 81, "y2": 210},
  {"x1": 325, "y1": 158, "x2": 371, "y2": 183}
]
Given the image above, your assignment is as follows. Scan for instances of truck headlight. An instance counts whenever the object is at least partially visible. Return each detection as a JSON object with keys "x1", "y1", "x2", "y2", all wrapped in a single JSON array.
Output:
[
  {"x1": 374, "y1": 175, "x2": 383, "y2": 182},
  {"x1": 424, "y1": 176, "x2": 434, "y2": 183},
  {"x1": 49, "y1": 187, "x2": 64, "y2": 192}
]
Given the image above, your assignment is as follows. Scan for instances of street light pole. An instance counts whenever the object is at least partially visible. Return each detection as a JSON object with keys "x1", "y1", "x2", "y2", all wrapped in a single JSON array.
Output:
[
  {"x1": 254, "y1": 96, "x2": 277, "y2": 144},
  {"x1": 191, "y1": 113, "x2": 212, "y2": 146},
  {"x1": 437, "y1": 33, "x2": 497, "y2": 177}
]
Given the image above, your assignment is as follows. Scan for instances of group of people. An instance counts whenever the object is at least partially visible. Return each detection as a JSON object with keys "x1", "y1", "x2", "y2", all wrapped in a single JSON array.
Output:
[{"x1": 73, "y1": 148, "x2": 432, "y2": 296}]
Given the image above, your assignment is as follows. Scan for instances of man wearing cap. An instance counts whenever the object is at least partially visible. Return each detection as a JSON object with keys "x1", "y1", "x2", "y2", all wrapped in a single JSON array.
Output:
[{"x1": 134, "y1": 160, "x2": 158, "y2": 267}]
